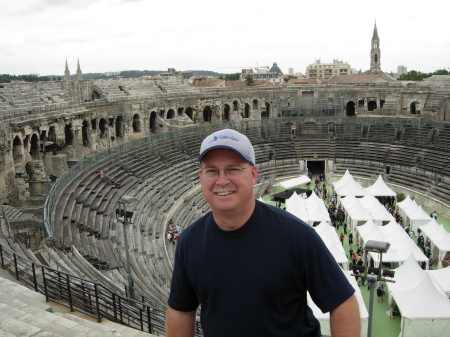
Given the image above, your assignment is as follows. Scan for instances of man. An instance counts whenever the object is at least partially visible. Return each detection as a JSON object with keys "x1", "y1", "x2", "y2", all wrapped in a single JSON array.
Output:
[{"x1": 167, "y1": 129, "x2": 360, "y2": 337}]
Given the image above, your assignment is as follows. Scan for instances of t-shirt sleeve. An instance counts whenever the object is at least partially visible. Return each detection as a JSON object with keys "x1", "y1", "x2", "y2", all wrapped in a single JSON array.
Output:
[
  {"x1": 167, "y1": 242, "x2": 199, "y2": 312},
  {"x1": 302, "y1": 229, "x2": 355, "y2": 313}
]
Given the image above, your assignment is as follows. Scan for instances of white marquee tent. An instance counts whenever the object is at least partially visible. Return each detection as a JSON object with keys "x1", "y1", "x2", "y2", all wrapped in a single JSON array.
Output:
[
  {"x1": 419, "y1": 219, "x2": 450, "y2": 268},
  {"x1": 333, "y1": 170, "x2": 366, "y2": 201},
  {"x1": 356, "y1": 220, "x2": 428, "y2": 266},
  {"x1": 364, "y1": 175, "x2": 397, "y2": 197},
  {"x1": 397, "y1": 196, "x2": 432, "y2": 233},
  {"x1": 341, "y1": 194, "x2": 395, "y2": 231},
  {"x1": 286, "y1": 192, "x2": 331, "y2": 226},
  {"x1": 385, "y1": 254, "x2": 450, "y2": 336},
  {"x1": 275, "y1": 175, "x2": 311, "y2": 189}
]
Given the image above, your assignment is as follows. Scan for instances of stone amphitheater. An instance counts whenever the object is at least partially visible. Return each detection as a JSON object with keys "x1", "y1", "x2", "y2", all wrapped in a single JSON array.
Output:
[{"x1": 1, "y1": 75, "x2": 450, "y2": 335}]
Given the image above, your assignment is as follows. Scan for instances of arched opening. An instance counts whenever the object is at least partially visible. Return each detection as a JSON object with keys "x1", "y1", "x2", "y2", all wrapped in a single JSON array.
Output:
[
  {"x1": 410, "y1": 102, "x2": 417, "y2": 114},
  {"x1": 177, "y1": 108, "x2": 184, "y2": 117},
  {"x1": 48, "y1": 126, "x2": 57, "y2": 143},
  {"x1": 262, "y1": 103, "x2": 270, "y2": 118},
  {"x1": 30, "y1": 134, "x2": 40, "y2": 159},
  {"x1": 185, "y1": 107, "x2": 193, "y2": 120},
  {"x1": 367, "y1": 100, "x2": 377, "y2": 111},
  {"x1": 92, "y1": 89, "x2": 101, "y2": 100},
  {"x1": 167, "y1": 109, "x2": 175, "y2": 119},
  {"x1": 346, "y1": 101, "x2": 356, "y2": 117},
  {"x1": 116, "y1": 116, "x2": 124, "y2": 138},
  {"x1": 150, "y1": 111, "x2": 157, "y2": 133},
  {"x1": 132, "y1": 114, "x2": 141, "y2": 132},
  {"x1": 91, "y1": 118, "x2": 97, "y2": 131},
  {"x1": 233, "y1": 100, "x2": 238, "y2": 111},
  {"x1": 253, "y1": 99, "x2": 258, "y2": 110},
  {"x1": 374, "y1": 54, "x2": 378, "y2": 63},
  {"x1": 203, "y1": 106, "x2": 212, "y2": 123},
  {"x1": 224, "y1": 104, "x2": 230, "y2": 121},
  {"x1": 99, "y1": 119, "x2": 107, "y2": 138},
  {"x1": 13, "y1": 136, "x2": 24, "y2": 171},
  {"x1": 65, "y1": 124, "x2": 74, "y2": 146},
  {"x1": 244, "y1": 103, "x2": 250, "y2": 118},
  {"x1": 81, "y1": 121, "x2": 89, "y2": 146}
]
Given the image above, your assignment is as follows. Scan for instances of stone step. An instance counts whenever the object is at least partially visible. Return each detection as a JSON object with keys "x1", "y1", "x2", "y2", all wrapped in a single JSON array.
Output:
[{"x1": 0, "y1": 275, "x2": 157, "y2": 336}]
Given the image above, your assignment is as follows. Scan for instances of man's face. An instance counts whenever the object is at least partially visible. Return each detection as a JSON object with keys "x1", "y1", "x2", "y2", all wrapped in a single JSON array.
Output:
[{"x1": 199, "y1": 148, "x2": 258, "y2": 217}]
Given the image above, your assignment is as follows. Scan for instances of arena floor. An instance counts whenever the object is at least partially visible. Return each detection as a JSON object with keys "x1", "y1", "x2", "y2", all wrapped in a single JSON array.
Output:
[{"x1": 263, "y1": 182, "x2": 449, "y2": 337}]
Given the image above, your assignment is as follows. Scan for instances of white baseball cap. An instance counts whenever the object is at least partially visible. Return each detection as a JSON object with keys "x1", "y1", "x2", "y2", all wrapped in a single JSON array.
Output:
[{"x1": 198, "y1": 129, "x2": 256, "y2": 165}]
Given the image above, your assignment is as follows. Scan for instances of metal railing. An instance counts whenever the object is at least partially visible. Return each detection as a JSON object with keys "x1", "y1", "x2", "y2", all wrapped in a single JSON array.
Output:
[{"x1": 0, "y1": 242, "x2": 167, "y2": 335}]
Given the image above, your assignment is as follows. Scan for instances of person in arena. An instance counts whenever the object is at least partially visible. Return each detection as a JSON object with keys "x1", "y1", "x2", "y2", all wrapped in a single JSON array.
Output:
[{"x1": 167, "y1": 129, "x2": 360, "y2": 337}]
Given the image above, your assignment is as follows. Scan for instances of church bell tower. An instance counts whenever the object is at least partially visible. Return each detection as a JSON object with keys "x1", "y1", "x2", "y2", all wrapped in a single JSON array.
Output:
[{"x1": 370, "y1": 22, "x2": 382, "y2": 74}]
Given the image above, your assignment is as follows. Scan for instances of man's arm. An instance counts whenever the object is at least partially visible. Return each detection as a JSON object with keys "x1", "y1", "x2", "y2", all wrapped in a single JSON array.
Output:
[
  {"x1": 166, "y1": 306, "x2": 196, "y2": 337},
  {"x1": 329, "y1": 294, "x2": 360, "y2": 337}
]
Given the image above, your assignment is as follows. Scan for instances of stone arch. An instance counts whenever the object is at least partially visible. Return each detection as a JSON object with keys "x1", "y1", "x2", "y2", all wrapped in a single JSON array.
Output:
[
  {"x1": 48, "y1": 126, "x2": 57, "y2": 143},
  {"x1": 346, "y1": 101, "x2": 356, "y2": 117},
  {"x1": 367, "y1": 100, "x2": 377, "y2": 111},
  {"x1": 244, "y1": 103, "x2": 250, "y2": 118},
  {"x1": 410, "y1": 101, "x2": 420, "y2": 114},
  {"x1": 167, "y1": 109, "x2": 175, "y2": 119},
  {"x1": 224, "y1": 104, "x2": 231, "y2": 121},
  {"x1": 116, "y1": 116, "x2": 124, "y2": 138},
  {"x1": 233, "y1": 100, "x2": 239, "y2": 111},
  {"x1": 203, "y1": 106, "x2": 212, "y2": 123},
  {"x1": 65, "y1": 124, "x2": 74, "y2": 146},
  {"x1": 177, "y1": 108, "x2": 184, "y2": 117},
  {"x1": 185, "y1": 107, "x2": 193, "y2": 120},
  {"x1": 150, "y1": 111, "x2": 157, "y2": 132},
  {"x1": 132, "y1": 114, "x2": 141, "y2": 132},
  {"x1": 30, "y1": 134, "x2": 40, "y2": 159},
  {"x1": 253, "y1": 99, "x2": 258, "y2": 110},
  {"x1": 99, "y1": 118, "x2": 108, "y2": 138},
  {"x1": 91, "y1": 118, "x2": 97, "y2": 131},
  {"x1": 262, "y1": 103, "x2": 270, "y2": 118},
  {"x1": 13, "y1": 135, "x2": 24, "y2": 171},
  {"x1": 81, "y1": 121, "x2": 89, "y2": 146}
]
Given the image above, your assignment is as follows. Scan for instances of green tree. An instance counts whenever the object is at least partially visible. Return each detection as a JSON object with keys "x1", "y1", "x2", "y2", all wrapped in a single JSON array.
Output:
[
  {"x1": 245, "y1": 75, "x2": 254, "y2": 86},
  {"x1": 224, "y1": 73, "x2": 240, "y2": 81},
  {"x1": 284, "y1": 75, "x2": 296, "y2": 82}
]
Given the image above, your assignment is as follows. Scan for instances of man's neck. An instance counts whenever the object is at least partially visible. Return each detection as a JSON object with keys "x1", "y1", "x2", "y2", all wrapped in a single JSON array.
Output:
[{"x1": 213, "y1": 199, "x2": 256, "y2": 231}]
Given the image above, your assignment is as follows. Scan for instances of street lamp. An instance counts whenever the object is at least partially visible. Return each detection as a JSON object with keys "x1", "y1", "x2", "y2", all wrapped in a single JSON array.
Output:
[
  {"x1": 352, "y1": 240, "x2": 395, "y2": 337},
  {"x1": 116, "y1": 195, "x2": 139, "y2": 299}
]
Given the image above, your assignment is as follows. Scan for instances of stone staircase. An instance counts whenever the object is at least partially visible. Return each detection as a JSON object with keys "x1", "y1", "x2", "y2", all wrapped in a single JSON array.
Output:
[{"x1": 0, "y1": 275, "x2": 156, "y2": 336}]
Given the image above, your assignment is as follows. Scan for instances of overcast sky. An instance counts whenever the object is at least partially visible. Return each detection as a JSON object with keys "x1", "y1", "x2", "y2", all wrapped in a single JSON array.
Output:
[{"x1": 1, "y1": 0, "x2": 449, "y2": 76}]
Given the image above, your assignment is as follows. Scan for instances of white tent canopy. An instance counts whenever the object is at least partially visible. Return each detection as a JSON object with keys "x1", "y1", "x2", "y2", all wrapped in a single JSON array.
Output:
[
  {"x1": 364, "y1": 175, "x2": 397, "y2": 197},
  {"x1": 389, "y1": 272, "x2": 450, "y2": 336},
  {"x1": 397, "y1": 196, "x2": 432, "y2": 232},
  {"x1": 419, "y1": 219, "x2": 450, "y2": 268},
  {"x1": 275, "y1": 175, "x2": 311, "y2": 189},
  {"x1": 341, "y1": 194, "x2": 395, "y2": 231},
  {"x1": 356, "y1": 220, "x2": 428, "y2": 265},
  {"x1": 385, "y1": 254, "x2": 450, "y2": 336},
  {"x1": 333, "y1": 170, "x2": 366, "y2": 199},
  {"x1": 286, "y1": 192, "x2": 331, "y2": 225}
]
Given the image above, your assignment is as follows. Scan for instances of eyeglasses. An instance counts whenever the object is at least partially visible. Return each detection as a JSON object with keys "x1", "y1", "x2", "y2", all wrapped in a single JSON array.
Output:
[{"x1": 200, "y1": 165, "x2": 252, "y2": 180}]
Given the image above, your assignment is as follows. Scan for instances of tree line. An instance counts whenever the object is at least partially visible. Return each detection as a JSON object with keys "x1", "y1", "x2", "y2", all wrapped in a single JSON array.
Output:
[{"x1": 397, "y1": 69, "x2": 449, "y2": 81}]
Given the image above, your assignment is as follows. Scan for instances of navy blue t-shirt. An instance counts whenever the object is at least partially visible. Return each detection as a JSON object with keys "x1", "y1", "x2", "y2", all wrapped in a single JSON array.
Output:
[{"x1": 168, "y1": 200, "x2": 354, "y2": 337}]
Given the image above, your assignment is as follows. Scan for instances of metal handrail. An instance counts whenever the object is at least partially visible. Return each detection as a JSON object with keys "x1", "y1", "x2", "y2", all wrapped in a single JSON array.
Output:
[{"x1": 0, "y1": 242, "x2": 168, "y2": 335}]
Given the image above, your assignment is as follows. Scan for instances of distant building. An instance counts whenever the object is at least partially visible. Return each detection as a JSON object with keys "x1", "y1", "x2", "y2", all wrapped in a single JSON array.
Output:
[
  {"x1": 288, "y1": 68, "x2": 294, "y2": 75},
  {"x1": 369, "y1": 22, "x2": 382, "y2": 74},
  {"x1": 241, "y1": 62, "x2": 284, "y2": 84},
  {"x1": 306, "y1": 59, "x2": 353, "y2": 79},
  {"x1": 397, "y1": 65, "x2": 408, "y2": 77}
]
